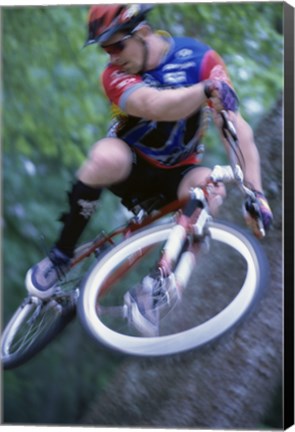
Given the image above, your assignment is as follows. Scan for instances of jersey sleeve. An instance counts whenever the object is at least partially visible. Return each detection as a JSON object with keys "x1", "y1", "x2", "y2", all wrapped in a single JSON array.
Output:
[
  {"x1": 200, "y1": 49, "x2": 234, "y2": 88},
  {"x1": 101, "y1": 65, "x2": 147, "y2": 111}
]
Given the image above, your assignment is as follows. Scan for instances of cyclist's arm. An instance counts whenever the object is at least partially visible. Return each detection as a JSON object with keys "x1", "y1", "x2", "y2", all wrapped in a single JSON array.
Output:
[
  {"x1": 123, "y1": 50, "x2": 230, "y2": 121},
  {"x1": 124, "y1": 50, "x2": 236, "y2": 122},
  {"x1": 101, "y1": 64, "x2": 207, "y2": 122},
  {"x1": 200, "y1": 51, "x2": 263, "y2": 192},
  {"x1": 124, "y1": 85, "x2": 207, "y2": 121},
  {"x1": 214, "y1": 110, "x2": 263, "y2": 192},
  {"x1": 229, "y1": 113, "x2": 263, "y2": 191}
]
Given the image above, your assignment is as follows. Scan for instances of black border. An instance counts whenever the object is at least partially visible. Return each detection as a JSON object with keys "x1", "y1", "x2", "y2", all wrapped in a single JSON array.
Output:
[{"x1": 283, "y1": 2, "x2": 295, "y2": 429}]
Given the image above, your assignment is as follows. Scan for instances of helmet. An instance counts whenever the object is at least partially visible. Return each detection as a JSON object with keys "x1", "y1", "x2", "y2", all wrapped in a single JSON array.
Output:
[{"x1": 84, "y1": 4, "x2": 153, "y2": 47}]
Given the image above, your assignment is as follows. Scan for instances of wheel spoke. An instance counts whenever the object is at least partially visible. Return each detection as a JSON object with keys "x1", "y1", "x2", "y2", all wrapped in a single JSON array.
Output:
[
  {"x1": 7, "y1": 304, "x2": 59, "y2": 355},
  {"x1": 1, "y1": 295, "x2": 74, "y2": 368}
]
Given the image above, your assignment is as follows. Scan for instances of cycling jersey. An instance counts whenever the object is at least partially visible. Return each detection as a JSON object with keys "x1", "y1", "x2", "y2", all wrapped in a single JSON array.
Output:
[{"x1": 101, "y1": 36, "x2": 232, "y2": 169}]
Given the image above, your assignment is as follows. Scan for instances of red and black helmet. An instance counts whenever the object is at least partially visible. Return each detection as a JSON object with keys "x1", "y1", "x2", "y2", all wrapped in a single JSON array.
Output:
[{"x1": 84, "y1": 4, "x2": 153, "y2": 46}]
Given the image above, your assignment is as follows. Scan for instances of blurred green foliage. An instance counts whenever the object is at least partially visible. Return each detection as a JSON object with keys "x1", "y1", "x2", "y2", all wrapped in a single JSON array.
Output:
[{"x1": 2, "y1": 3, "x2": 283, "y2": 425}]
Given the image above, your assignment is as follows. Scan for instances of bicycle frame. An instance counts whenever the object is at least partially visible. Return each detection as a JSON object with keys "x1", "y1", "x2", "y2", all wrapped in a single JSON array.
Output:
[
  {"x1": 69, "y1": 196, "x2": 187, "y2": 299},
  {"x1": 70, "y1": 196, "x2": 186, "y2": 269}
]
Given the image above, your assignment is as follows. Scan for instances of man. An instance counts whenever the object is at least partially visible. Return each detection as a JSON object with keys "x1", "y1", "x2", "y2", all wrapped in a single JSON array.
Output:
[{"x1": 26, "y1": 4, "x2": 273, "y2": 330}]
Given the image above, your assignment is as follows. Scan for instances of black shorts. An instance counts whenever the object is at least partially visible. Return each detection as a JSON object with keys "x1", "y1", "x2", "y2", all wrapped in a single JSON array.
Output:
[{"x1": 109, "y1": 152, "x2": 199, "y2": 211}]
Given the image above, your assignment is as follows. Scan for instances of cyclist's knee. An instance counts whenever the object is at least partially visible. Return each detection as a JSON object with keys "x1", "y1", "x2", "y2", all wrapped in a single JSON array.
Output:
[
  {"x1": 90, "y1": 138, "x2": 132, "y2": 174},
  {"x1": 178, "y1": 167, "x2": 208, "y2": 198},
  {"x1": 78, "y1": 138, "x2": 133, "y2": 186}
]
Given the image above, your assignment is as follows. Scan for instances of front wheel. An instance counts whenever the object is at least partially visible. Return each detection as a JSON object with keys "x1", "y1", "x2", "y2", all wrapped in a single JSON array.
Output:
[{"x1": 78, "y1": 220, "x2": 269, "y2": 356}]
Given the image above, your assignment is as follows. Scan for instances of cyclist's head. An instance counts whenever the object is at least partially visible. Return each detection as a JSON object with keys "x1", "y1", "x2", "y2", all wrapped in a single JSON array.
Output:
[{"x1": 84, "y1": 4, "x2": 153, "y2": 47}]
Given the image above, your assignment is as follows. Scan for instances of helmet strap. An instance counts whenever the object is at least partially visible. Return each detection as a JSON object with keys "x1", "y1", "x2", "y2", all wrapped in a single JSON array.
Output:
[{"x1": 133, "y1": 34, "x2": 149, "y2": 74}]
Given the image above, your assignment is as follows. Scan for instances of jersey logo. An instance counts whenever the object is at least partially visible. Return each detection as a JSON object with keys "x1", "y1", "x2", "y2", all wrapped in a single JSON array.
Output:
[
  {"x1": 143, "y1": 74, "x2": 161, "y2": 87},
  {"x1": 163, "y1": 62, "x2": 196, "y2": 71},
  {"x1": 116, "y1": 77, "x2": 138, "y2": 89},
  {"x1": 175, "y1": 49, "x2": 193, "y2": 58},
  {"x1": 164, "y1": 71, "x2": 187, "y2": 84},
  {"x1": 110, "y1": 70, "x2": 129, "y2": 85}
]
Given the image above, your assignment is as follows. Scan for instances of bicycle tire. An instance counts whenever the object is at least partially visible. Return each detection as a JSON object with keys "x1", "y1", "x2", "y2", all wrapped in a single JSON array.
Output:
[
  {"x1": 1, "y1": 295, "x2": 76, "y2": 370},
  {"x1": 1, "y1": 241, "x2": 96, "y2": 370},
  {"x1": 78, "y1": 220, "x2": 269, "y2": 357}
]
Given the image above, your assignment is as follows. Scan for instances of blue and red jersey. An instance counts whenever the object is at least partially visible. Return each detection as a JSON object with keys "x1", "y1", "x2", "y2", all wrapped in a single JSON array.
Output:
[{"x1": 101, "y1": 36, "x2": 233, "y2": 168}]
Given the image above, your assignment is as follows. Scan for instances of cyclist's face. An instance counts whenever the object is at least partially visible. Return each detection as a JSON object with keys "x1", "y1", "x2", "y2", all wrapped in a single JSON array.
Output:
[{"x1": 101, "y1": 32, "x2": 144, "y2": 74}]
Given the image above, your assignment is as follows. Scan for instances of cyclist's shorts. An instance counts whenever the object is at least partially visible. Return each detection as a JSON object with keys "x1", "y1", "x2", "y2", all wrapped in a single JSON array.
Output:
[{"x1": 108, "y1": 151, "x2": 202, "y2": 210}]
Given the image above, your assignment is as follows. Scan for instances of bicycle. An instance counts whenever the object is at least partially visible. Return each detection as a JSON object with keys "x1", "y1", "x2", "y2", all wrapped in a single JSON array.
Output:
[{"x1": 1, "y1": 111, "x2": 269, "y2": 369}]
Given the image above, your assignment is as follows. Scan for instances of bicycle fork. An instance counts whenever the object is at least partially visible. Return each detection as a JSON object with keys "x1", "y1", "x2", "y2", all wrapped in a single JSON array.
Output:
[
  {"x1": 155, "y1": 164, "x2": 238, "y2": 296},
  {"x1": 157, "y1": 188, "x2": 211, "y2": 297}
]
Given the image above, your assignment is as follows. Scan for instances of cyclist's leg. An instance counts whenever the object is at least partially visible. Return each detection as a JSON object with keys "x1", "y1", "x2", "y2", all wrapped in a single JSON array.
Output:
[
  {"x1": 109, "y1": 152, "x2": 167, "y2": 207},
  {"x1": 78, "y1": 137, "x2": 133, "y2": 187},
  {"x1": 55, "y1": 137, "x2": 133, "y2": 257},
  {"x1": 177, "y1": 166, "x2": 226, "y2": 214},
  {"x1": 26, "y1": 137, "x2": 133, "y2": 297},
  {"x1": 111, "y1": 162, "x2": 226, "y2": 214}
]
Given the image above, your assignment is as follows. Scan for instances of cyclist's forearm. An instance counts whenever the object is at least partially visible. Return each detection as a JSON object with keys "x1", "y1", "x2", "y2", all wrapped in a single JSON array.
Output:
[
  {"x1": 222, "y1": 113, "x2": 263, "y2": 192},
  {"x1": 236, "y1": 115, "x2": 263, "y2": 191},
  {"x1": 239, "y1": 136, "x2": 263, "y2": 192},
  {"x1": 125, "y1": 83, "x2": 207, "y2": 121}
]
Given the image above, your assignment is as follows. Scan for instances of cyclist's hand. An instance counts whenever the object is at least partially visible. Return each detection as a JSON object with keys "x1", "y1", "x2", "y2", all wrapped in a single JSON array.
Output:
[
  {"x1": 243, "y1": 191, "x2": 273, "y2": 238},
  {"x1": 204, "y1": 80, "x2": 239, "y2": 113}
]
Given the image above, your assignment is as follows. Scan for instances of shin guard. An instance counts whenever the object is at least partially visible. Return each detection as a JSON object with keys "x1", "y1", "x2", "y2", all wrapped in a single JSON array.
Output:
[{"x1": 55, "y1": 180, "x2": 102, "y2": 257}]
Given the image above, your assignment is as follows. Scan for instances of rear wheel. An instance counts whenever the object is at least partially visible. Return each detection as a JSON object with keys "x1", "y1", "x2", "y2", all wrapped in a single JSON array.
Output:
[
  {"x1": 1, "y1": 294, "x2": 76, "y2": 369},
  {"x1": 78, "y1": 220, "x2": 269, "y2": 356}
]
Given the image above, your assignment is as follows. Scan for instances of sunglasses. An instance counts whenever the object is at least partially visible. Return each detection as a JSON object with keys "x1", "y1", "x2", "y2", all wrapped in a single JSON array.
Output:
[{"x1": 101, "y1": 34, "x2": 132, "y2": 55}]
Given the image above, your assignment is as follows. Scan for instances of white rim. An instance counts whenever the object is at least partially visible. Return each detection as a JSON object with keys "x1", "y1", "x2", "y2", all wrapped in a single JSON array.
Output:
[
  {"x1": 1, "y1": 299, "x2": 61, "y2": 361},
  {"x1": 80, "y1": 222, "x2": 260, "y2": 356},
  {"x1": 1, "y1": 303, "x2": 34, "y2": 357}
]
